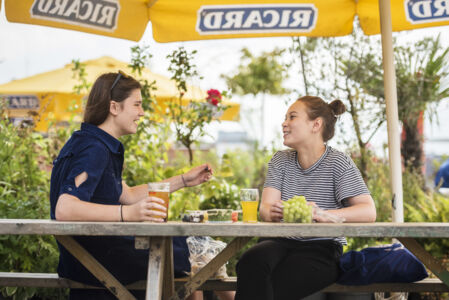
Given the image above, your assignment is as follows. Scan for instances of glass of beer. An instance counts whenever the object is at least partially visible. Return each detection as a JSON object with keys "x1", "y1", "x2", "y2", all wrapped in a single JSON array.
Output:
[
  {"x1": 240, "y1": 188, "x2": 259, "y2": 223},
  {"x1": 148, "y1": 182, "x2": 170, "y2": 222}
]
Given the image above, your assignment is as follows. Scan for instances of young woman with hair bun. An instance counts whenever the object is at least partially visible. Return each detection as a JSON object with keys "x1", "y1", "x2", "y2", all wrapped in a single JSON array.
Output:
[{"x1": 235, "y1": 96, "x2": 376, "y2": 300}]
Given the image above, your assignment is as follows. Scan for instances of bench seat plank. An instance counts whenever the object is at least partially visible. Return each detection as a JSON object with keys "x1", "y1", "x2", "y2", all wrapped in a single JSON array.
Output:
[{"x1": 1, "y1": 273, "x2": 448, "y2": 293}]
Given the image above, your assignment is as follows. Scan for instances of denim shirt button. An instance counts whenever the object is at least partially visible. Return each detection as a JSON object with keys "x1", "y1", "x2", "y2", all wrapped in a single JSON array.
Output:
[{"x1": 68, "y1": 187, "x2": 72, "y2": 191}]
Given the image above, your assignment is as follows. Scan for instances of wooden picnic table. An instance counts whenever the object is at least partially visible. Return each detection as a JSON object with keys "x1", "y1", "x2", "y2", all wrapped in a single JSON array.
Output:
[{"x1": 0, "y1": 220, "x2": 448, "y2": 300}]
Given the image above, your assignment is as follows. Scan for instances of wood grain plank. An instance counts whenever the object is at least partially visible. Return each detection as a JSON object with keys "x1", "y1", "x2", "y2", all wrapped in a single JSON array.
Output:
[
  {"x1": 1, "y1": 273, "x2": 448, "y2": 293},
  {"x1": 146, "y1": 237, "x2": 165, "y2": 300},
  {"x1": 135, "y1": 237, "x2": 150, "y2": 249},
  {"x1": 55, "y1": 236, "x2": 136, "y2": 300},
  {"x1": 1, "y1": 220, "x2": 448, "y2": 238},
  {"x1": 162, "y1": 237, "x2": 174, "y2": 299}
]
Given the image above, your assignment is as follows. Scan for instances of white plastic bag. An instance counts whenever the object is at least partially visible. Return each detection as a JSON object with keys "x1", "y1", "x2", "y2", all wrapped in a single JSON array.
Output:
[{"x1": 186, "y1": 236, "x2": 229, "y2": 279}]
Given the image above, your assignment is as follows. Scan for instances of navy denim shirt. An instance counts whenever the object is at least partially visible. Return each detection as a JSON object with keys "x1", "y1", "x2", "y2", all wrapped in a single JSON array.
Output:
[
  {"x1": 50, "y1": 123, "x2": 190, "y2": 285},
  {"x1": 50, "y1": 122, "x2": 124, "y2": 216}
]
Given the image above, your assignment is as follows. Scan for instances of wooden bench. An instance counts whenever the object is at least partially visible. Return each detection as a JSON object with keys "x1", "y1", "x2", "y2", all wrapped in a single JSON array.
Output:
[{"x1": 1, "y1": 272, "x2": 448, "y2": 293}]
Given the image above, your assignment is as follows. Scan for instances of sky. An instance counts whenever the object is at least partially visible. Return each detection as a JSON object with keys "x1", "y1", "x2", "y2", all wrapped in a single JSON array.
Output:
[{"x1": 0, "y1": 6, "x2": 448, "y2": 157}]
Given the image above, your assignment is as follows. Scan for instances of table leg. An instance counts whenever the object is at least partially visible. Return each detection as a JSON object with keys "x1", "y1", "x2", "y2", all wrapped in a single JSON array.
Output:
[
  {"x1": 163, "y1": 237, "x2": 174, "y2": 299},
  {"x1": 170, "y1": 237, "x2": 252, "y2": 300},
  {"x1": 398, "y1": 237, "x2": 449, "y2": 287},
  {"x1": 55, "y1": 236, "x2": 136, "y2": 300},
  {"x1": 146, "y1": 237, "x2": 166, "y2": 300}
]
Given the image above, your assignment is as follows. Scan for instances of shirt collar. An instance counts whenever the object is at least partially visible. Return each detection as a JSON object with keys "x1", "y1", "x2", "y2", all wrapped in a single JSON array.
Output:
[{"x1": 81, "y1": 123, "x2": 124, "y2": 155}]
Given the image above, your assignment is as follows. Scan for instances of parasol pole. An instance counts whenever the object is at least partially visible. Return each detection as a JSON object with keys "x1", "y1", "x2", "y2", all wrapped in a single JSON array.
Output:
[{"x1": 378, "y1": 0, "x2": 404, "y2": 222}]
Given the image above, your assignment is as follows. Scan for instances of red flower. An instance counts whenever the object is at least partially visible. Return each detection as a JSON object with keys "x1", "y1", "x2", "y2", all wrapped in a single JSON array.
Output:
[
  {"x1": 206, "y1": 89, "x2": 222, "y2": 106},
  {"x1": 207, "y1": 89, "x2": 222, "y2": 99}
]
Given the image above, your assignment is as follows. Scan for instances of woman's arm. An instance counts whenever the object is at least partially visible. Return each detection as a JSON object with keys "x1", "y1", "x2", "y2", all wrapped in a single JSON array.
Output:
[
  {"x1": 119, "y1": 163, "x2": 213, "y2": 205},
  {"x1": 259, "y1": 187, "x2": 283, "y2": 222},
  {"x1": 163, "y1": 163, "x2": 212, "y2": 192},
  {"x1": 314, "y1": 194, "x2": 376, "y2": 223},
  {"x1": 56, "y1": 193, "x2": 167, "y2": 222}
]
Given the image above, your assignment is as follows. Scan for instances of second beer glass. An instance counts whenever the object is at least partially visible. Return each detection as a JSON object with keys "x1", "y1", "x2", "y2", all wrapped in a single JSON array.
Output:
[{"x1": 240, "y1": 188, "x2": 259, "y2": 223}]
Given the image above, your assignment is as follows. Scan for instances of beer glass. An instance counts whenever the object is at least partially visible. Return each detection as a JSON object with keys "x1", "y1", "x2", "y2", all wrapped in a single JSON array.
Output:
[
  {"x1": 148, "y1": 182, "x2": 170, "y2": 222},
  {"x1": 240, "y1": 188, "x2": 259, "y2": 223}
]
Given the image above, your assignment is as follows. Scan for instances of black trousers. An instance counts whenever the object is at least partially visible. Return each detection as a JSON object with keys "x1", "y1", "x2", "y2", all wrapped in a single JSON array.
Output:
[{"x1": 235, "y1": 238, "x2": 342, "y2": 300}]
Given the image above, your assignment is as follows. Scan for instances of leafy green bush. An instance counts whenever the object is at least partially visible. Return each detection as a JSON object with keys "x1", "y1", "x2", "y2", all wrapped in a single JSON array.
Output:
[
  {"x1": 348, "y1": 151, "x2": 449, "y2": 262},
  {"x1": 199, "y1": 178, "x2": 241, "y2": 211},
  {"x1": 221, "y1": 146, "x2": 274, "y2": 191},
  {"x1": 0, "y1": 105, "x2": 66, "y2": 299},
  {"x1": 404, "y1": 169, "x2": 449, "y2": 258}
]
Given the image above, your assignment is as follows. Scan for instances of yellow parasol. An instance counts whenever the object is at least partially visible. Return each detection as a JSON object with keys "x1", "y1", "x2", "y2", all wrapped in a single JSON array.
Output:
[
  {"x1": 2, "y1": 0, "x2": 448, "y2": 42},
  {"x1": 0, "y1": 56, "x2": 240, "y2": 131}
]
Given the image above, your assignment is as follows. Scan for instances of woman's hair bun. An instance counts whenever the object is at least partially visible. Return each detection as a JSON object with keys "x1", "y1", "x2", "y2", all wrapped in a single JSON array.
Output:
[{"x1": 329, "y1": 99, "x2": 346, "y2": 116}]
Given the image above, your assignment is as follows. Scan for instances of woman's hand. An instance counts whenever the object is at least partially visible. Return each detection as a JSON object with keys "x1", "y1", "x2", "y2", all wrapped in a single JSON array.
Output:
[
  {"x1": 268, "y1": 200, "x2": 284, "y2": 222},
  {"x1": 183, "y1": 163, "x2": 213, "y2": 187},
  {"x1": 259, "y1": 187, "x2": 282, "y2": 222},
  {"x1": 122, "y1": 196, "x2": 167, "y2": 222},
  {"x1": 309, "y1": 201, "x2": 345, "y2": 223}
]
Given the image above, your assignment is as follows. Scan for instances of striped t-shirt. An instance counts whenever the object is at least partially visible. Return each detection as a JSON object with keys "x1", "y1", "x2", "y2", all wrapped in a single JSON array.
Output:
[{"x1": 264, "y1": 146, "x2": 370, "y2": 245}]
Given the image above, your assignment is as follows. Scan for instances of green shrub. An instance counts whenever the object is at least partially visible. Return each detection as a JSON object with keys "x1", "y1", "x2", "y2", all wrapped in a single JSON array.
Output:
[
  {"x1": 347, "y1": 153, "x2": 449, "y2": 261},
  {"x1": 404, "y1": 169, "x2": 449, "y2": 259},
  {"x1": 0, "y1": 106, "x2": 66, "y2": 299}
]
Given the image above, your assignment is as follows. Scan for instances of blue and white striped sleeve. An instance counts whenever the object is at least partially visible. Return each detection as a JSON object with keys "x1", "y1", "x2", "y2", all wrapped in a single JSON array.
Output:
[{"x1": 335, "y1": 155, "x2": 370, "y2": 203}]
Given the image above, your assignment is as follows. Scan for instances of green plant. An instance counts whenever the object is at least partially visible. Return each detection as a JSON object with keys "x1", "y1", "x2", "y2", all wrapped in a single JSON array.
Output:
[
  {"x1": 0, "y1": 102, "x2": 66, "y2": 299},
  {"x1": 222, "y1": 146, "x2": 274, "y2": 192},
  {"x1": 347, "y1": 151, "x2": 449, "y2": 259},
  {"x1": 395, "y1": 36, "x2": 449, "y2": 175},
  {"x1": 404, "y1": 169, "x2": 449, "y2": 258},
  {"x1": 199, "y1": 178, "x2": 241, "y2": 211},
  {"x1": 166, "y1": 47, "x2": 228, "y2": 165},
  {"x1": 121, "y1": 45, "x2": 174, "y2": 185},
  {"x1": 71, "y1": 59, "x2": 92, "y2": 95},
  {"x1": 223, "y1": 47, "x2": 288, "y2": 146}
]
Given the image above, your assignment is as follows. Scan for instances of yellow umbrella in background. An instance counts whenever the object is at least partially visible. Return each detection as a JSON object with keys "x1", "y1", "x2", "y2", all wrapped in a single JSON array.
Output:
[{"x1": 0, "y1": 56, "x2": 240, "y2": 131}]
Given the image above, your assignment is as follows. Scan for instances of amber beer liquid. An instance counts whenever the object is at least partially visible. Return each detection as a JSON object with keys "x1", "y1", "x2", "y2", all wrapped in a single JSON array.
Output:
[{"x1": 148, "y1": 183, "x2": 170, "y2": 222}]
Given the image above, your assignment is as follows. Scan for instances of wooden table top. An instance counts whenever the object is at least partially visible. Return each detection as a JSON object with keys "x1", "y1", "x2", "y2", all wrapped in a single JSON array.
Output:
[{"x1": 0, "y1": 219, "x2": 448, "y2": 238}]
